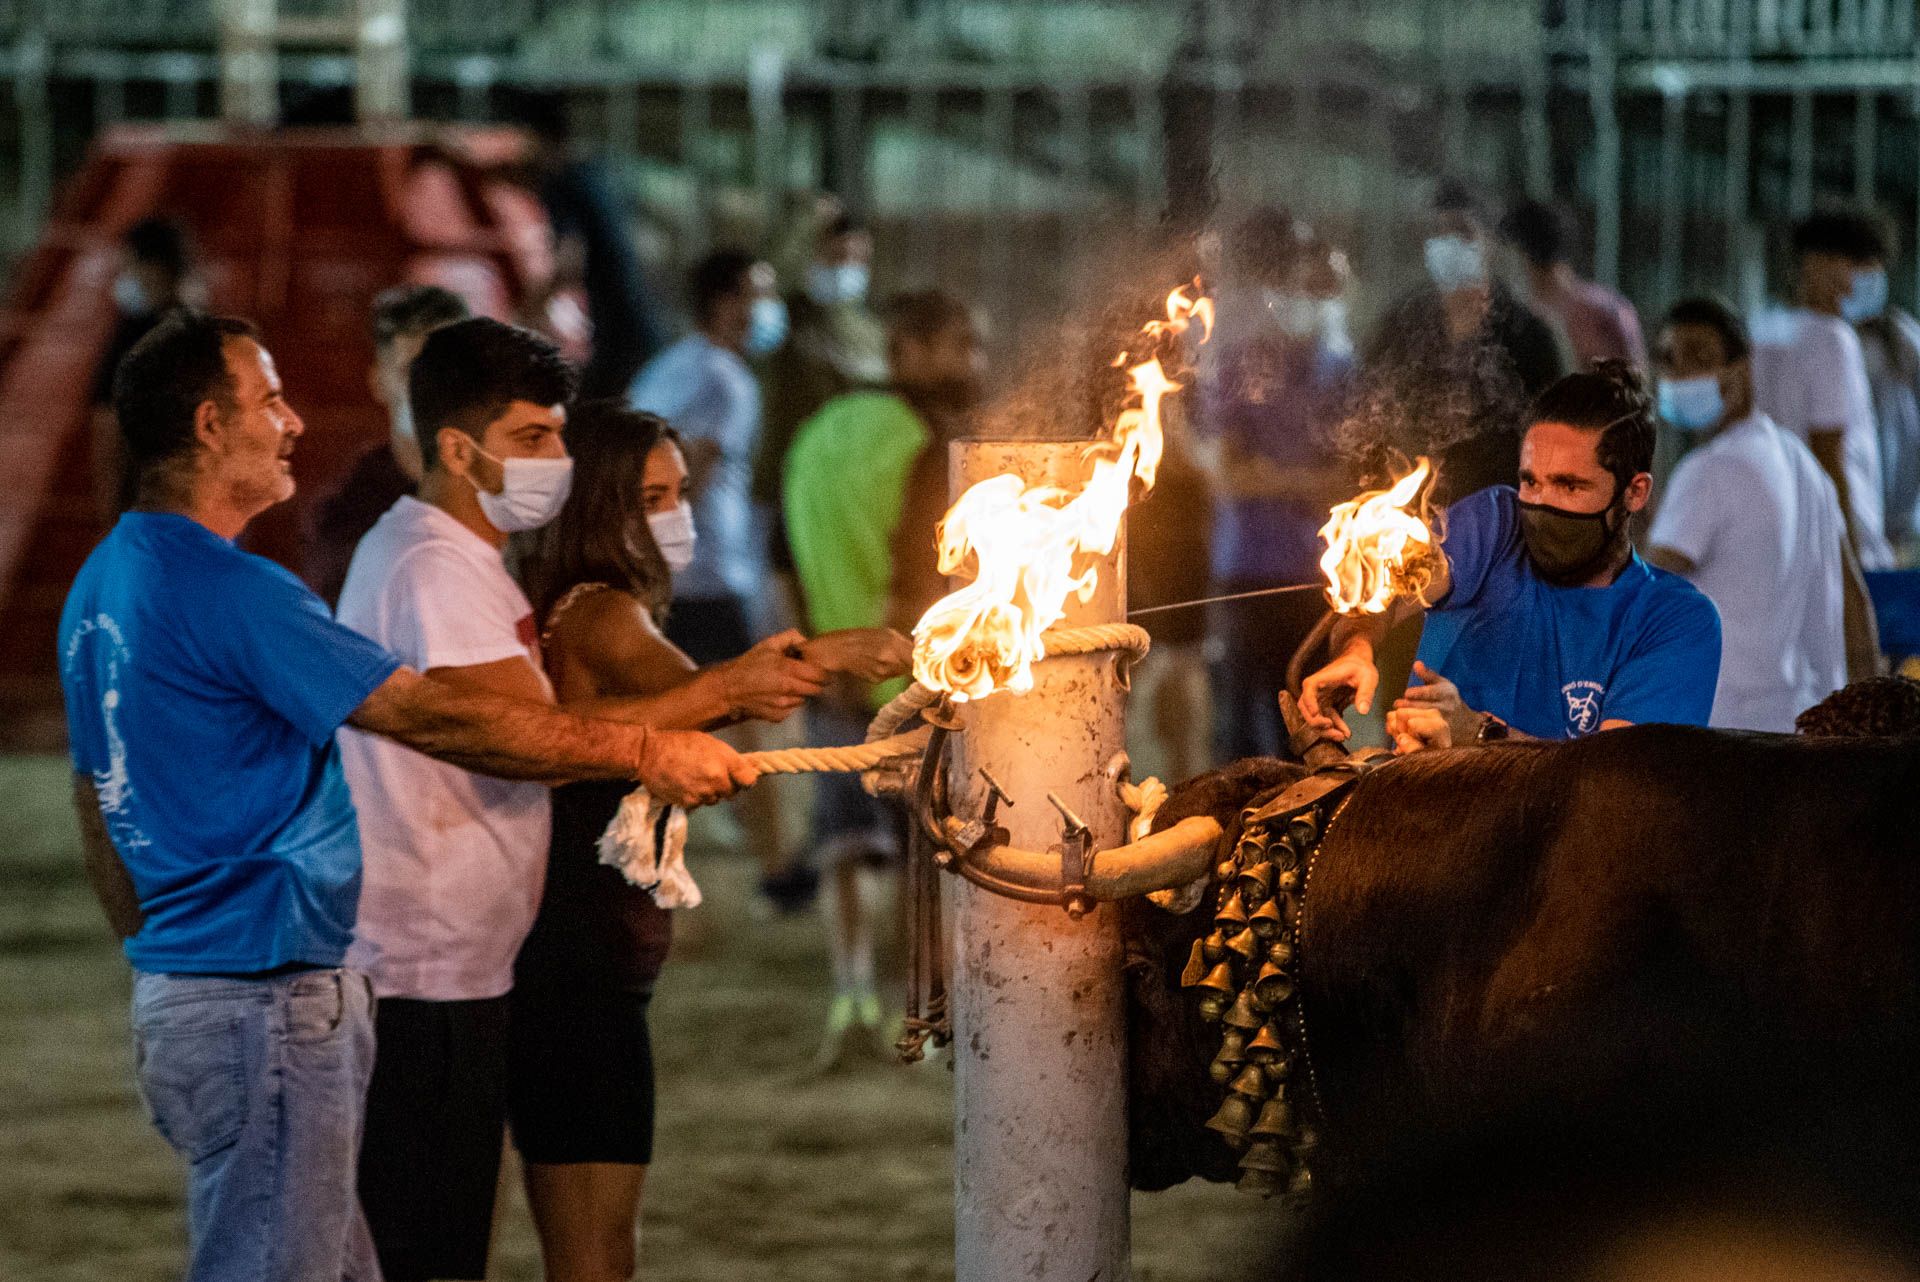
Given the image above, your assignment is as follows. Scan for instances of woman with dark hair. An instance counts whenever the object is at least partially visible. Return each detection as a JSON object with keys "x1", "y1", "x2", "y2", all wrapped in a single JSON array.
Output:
[
  {"x1": 508, "y1": 400, "x2": 909, "y2": 1281},
  {"x1": 1300, "y1": 360, "x2": 1723, "y2": 751}
]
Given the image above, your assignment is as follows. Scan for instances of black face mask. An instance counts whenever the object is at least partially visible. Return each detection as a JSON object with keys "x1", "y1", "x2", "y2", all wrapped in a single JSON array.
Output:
[{"x1": 1517, "y1": 494, "x2": 1628, "y2": 585}]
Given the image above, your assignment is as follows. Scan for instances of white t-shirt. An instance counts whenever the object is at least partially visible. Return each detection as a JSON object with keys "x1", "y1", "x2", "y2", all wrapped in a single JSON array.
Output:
[
  {"x1": 335, "y1": 497, "x2": 552, "y2": 1000},
  {"x1": 1648, "y1": 412, "x2": 1848, "y2": 732},
  {"x1": 1751, "y1": 309, "x2": 1894, "y2": 569}
]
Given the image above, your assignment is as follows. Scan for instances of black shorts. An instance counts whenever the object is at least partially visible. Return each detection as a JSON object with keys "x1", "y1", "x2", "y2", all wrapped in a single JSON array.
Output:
[
  {"x1": 507, "y1": 983, "x2": 657, "y2": 1166},
  {"x1": 357, "y1": 995, "x2": 510, "y2": 1282},
  {"x1": 664, "y1": 594, "x2": 755, "y2": 666}
]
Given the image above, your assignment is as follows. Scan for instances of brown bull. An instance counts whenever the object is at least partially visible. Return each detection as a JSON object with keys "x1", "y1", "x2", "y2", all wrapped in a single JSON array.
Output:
[{"x1": 1124, "y1": 727, "x2": 1920, "y2": 1194}]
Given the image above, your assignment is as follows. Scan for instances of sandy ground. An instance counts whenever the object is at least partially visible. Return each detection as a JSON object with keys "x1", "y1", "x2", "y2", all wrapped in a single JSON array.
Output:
[{"x1": 0, "y1": 754, "x2": 1275, "y2": 1281}]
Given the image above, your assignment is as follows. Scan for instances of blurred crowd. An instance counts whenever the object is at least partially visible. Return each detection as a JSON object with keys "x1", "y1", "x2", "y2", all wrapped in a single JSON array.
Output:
[{"x1": 69, "y1": 122, "x2": 1920, "y2": 1280}]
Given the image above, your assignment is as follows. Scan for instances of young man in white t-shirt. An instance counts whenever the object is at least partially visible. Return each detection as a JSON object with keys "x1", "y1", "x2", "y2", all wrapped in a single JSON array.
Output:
[
  {"x1": 1648, "y1": 297, "x2": 1879, "y2": 731},
  {"x1": 336, "y1": 319, "x2": 822, "y2": 1281},
  {"x1": 1752, "y1": 210, "x2": 1896, "y2": 570}
]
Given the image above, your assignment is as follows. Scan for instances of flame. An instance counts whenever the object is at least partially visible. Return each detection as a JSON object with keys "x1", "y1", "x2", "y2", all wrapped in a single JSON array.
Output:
[
  {"x1": 1317, "y1": 458, "x2": 1437, "y2": 615},
  {"x1": 911, "y1": 286, "x2": 1212, "y2": 701}
]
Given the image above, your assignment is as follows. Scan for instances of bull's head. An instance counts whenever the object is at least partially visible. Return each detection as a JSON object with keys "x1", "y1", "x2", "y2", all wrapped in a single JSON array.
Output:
[{"x1": 1123, "y1": 698, "x2": 1353, "y2": 1193}]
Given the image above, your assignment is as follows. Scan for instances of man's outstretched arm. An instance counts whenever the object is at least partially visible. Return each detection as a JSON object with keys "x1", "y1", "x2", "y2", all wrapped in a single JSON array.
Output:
[{"x1": 347, "y1": 668, "x2": 756, "y2": 807}]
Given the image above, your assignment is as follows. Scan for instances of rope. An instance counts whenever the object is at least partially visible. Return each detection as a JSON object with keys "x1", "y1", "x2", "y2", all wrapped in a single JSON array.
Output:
[
  {"x1": 865, "y1": 622, "x2": 1152, "y2": 744},
  {"x1": 725, "y1": 622, "x2": 1152, "y2": 779},
  {"x1": 742, "y1": 727, "x2": 931, "y2": 776}
]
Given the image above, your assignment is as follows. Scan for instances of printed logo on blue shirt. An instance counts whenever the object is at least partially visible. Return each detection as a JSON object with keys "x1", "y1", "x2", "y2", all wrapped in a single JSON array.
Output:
[
  {"x1": 63, "y1": 612, "x2": 152, "y2": 854},
  {"x1": 1562, "y1": 680, "x2": 1606, "y2": 736}
]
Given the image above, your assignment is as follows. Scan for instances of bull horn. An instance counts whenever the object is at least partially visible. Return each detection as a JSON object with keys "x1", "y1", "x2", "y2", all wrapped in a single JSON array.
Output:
[
  {"x1": 941, "y1": 814, "x2": 1227, "y2": 904},
  {"x1": 1276, "y1": 688, "x2": 1350, "y2": 772}
]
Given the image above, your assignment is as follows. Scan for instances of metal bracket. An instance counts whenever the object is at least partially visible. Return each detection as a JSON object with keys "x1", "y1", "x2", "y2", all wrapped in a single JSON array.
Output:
[{"x1": 1049, "y1": 793, "x2": 1096, "y2": 919}]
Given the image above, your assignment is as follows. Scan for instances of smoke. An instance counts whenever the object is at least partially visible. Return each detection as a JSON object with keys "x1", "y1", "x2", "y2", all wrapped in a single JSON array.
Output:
[{"x1": 1324, "y1": 308, "x2": 1533, "y2": 496}]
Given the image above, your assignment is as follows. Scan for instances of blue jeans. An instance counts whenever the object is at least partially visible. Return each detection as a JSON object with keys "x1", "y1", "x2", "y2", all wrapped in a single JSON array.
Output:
[{"x1": 131, "y1": 967, "x2": 381, "y2": 1282}]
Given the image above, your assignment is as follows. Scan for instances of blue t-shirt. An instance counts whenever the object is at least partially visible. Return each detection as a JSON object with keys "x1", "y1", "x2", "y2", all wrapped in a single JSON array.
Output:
[
  {"x1": 1200, "y1": 336, "x2": 1354, "y2": 585},
  {"x1": 59, "y1": 513, "x2": 400, "y2": 974},
  {"x1": 1415, "y1": 487, "x2": 1721, "y2": 739}
]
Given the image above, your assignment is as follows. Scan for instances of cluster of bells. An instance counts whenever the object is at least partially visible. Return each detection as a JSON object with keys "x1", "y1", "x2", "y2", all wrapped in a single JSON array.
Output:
[{"x1": 1179, "y1": 806, "x2": 1323, "y2": 1198}]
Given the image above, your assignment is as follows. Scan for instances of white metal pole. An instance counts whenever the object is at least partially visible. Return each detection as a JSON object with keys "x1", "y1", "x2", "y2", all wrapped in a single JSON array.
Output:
[{"x1": 948, "y1": 439, "x2": 1132, "y2": 1282}]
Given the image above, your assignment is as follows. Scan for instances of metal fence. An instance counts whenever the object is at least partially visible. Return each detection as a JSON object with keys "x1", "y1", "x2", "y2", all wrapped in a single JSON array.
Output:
[{"x1": 3, "y1": 0, "x2": 1920, "y2": 344}]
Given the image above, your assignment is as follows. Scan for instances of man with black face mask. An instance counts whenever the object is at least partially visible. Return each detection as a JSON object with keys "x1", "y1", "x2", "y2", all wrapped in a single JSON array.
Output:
[{"x1": 1301, "y1": 362, "x2": 1722, "y2": 751}]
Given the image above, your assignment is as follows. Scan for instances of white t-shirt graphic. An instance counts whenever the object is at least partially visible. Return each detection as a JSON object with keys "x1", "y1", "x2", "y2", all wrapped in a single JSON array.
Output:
[
  {"x1": 1650, "y1": 412, "x2": 1849, "y2": 732},
  {"x1": 336, "y1": 497, "x2": 552, "y2": 1000}
]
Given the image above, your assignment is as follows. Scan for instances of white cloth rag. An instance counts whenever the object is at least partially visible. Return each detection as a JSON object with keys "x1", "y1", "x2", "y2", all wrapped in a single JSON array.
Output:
[{"x1": 597, "y1": 786, "x2": 701, "y2": 909}]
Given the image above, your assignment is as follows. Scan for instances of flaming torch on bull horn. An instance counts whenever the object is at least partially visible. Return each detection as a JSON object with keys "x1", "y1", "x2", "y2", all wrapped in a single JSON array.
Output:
[{"x1": 1272, "y1": 457, "x2": 1442, "y2": 754}]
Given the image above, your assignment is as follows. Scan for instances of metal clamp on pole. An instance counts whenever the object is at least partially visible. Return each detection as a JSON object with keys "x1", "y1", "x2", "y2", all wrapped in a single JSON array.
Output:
[{"x1": 1048, "y1": 793, "x2": 1096, "y2": 919}]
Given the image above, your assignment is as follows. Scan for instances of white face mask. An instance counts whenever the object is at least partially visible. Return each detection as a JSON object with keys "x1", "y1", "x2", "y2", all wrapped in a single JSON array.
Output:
[
  {"x1": 807, "y1": 261, "x2": 870, "y2": 306},
  {"x1": 466, "y1": 443, "x2": 573, "y2": 534},
  {"x1": 647, "y1": 502, "x2": 697, "y2": 574}
]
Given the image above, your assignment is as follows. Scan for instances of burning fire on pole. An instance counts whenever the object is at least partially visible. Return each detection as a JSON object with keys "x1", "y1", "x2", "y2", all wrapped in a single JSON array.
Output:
[{"x1": 872, "y1": 282, "x2": 1447, "y2": 1274}]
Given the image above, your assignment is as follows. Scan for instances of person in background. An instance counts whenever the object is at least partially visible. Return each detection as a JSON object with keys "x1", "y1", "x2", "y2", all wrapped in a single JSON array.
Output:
[
  {"x1": 784, "y1": 290, "x2": 985, "y2": 1065},
  {"x1": 509, "y1": 402, "x2": 906, "y2": 1282},
  {"x1": 1500, "y1": 198, "x2": 1648, "y2": 371},
  {"x1": 308, "y1": 284, "x2": 470, "y2": 603},
  {"x1": 90, "y1": 217, "x2": 202, "y2": 517},
  {"x1": 1645, "y1": 297, "x2": 1875, "y2": 731},
  {"x1": 1753, "y1": 210, "x2": 1896, "y2": 570},
  {"x1": 1301, "y1": 363, "x2": 1721, "y2": 752},
  {"x1": 59, "y1": 311, "x2": 749, "y2": 1282},
  {"x1": 516, "y1": 91, "x2": 668, "y2": 399},
  {"x1": 1195, "y1": 211, "x2": 1357, "y2": 761},
  {"x1": 1365, "y1": 179, "x2": 1565, "y2": 505},
  {"x1": 630, "y1": 250, "x2": 811, "y2": 909},
  {"x1": 753, "y1": 209, "x2": 889, "y2": 526},
  {"x1": 1841, "y1": 214, "x2": 1920, "y2": 563},
  {"x1": 336, "y1": 319, "x2": 797, "y2": 1282}
]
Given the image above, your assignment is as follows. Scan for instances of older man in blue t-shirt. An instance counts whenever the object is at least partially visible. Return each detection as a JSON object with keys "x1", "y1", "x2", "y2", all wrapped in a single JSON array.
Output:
[
  {"x1": 1300, "y1": 365, "x2": 1722, "y2": 751},
  {"x1": 60, "y1": 313, "x2": 751, "y2": 1282}
]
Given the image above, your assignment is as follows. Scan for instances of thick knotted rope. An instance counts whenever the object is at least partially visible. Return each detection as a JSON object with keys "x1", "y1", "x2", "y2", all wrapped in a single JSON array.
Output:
[
  {"x1": 720, "y1": 622, "x2": 1152, "y2": 779},
  {"x1": 743, "y1": 727, "x2": 932, "y2": 776}
]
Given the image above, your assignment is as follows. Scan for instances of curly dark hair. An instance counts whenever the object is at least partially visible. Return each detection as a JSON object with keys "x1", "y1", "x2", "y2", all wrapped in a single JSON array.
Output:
[
  {"x1": 1795, "y1": 676, "x2": 1920, "y2": 738},
  {"x1": 1529, "y1": 359, "x2": 1656, "y2": 492},
  {"x1": 513, "y1": 399, "x2": 680, "y2": 628}
]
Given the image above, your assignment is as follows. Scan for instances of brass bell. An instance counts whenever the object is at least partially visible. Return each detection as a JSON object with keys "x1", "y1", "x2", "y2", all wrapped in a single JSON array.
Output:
[
  {"x1": 1249, "y1": 1097, "x2": 1295, "y2": 1139},
  {"x1": 1275, "y1": 867, "x2": 1301, "y2": 894},
  {"x1": 1224, "y1": 928, "x2": 1260, "y2": 963},
  {"x1": 1180, "y1": 939, "x2": 1209, "y2": 988},
  {"x1": 1194, "y1": 961, "x2": 1236, "y2": 995},
  {"x1": 1198, "y1": 992, "x2": 1229, "y2": 1022},
  {"x1": 1235, "y1": 1165, "x2": 1285, "y2": 1197},
  {"x1": 1239, "y1": 1137, "x2": 1292, "y2": 1175},
  {"x1": 1255, "y1": 961, "x2": 1296, "y2": 1007},
  {"x1": 1245, "y1": 1023, "x2": 1286, "y2": 1063},
  {"x1": 1204, "y1": 1093, "x2": 1255, "y2": 1142},
  {"x1": 1267, "y1": 939, "x2": 1295, "y2": 967},
  {"x1": 1215, "y1": 891, "x2": 1249, "y2": 929},
  {"x1": 1236, "y1": 861, "x2": 1275, "y2": 900},
  {"x1": 1229, "y1": 1064, "x2": 1268, "y2": 1099},
  {"x1": 1288, "y1": 813, "x2": 1319, "y2": 846},
  {"x1": 1286, "y1": 1165, "x2": 1313, "y2": 1197},
  {"x1": 1209, "y1": 1030, "x2": 1248, "y2": 1083},
  {"x1": 1202, "y1": 929, "x2": 1229, "y2": 962},
  {"x1": 1223, "y1": 989, "x2": 1262, "y2": 1030},
  {"x1": 1249, "y1": 896, "x2": 1286, "y2": 940},
  {"x1": 1214, "y1": 860, "x2": 1236, "y2": 883}
]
